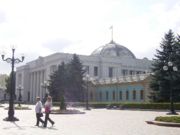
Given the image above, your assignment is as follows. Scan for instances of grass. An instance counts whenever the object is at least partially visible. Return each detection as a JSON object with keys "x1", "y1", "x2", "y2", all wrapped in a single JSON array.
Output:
[
  {"x1": 5, "y1": 104, "x2": 31, "y2": 110},
  {"x1": 155, "y1": 116, "x2": 180, "y2": 123},
  {"x1": 51, "y1": 109, "x2": 85, "y2": 114},
  {"x1": 14, "y1": 105, "x2": 31, "y2": 110}
]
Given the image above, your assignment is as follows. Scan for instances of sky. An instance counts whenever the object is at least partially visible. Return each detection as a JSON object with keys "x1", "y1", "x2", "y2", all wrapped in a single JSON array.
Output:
[{"x1": 0, "y1": 0, "x2": 180, "y2": 74}]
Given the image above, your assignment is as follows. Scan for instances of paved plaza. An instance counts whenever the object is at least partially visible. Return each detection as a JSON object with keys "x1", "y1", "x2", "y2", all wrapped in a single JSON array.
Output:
[{"x1": 0, "y1": 105, "x2": 180, "y2": 135}]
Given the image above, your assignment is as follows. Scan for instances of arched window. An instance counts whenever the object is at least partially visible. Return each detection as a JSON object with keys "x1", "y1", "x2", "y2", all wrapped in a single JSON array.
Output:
[
  {"x1": 119, "y1": 91, "x2": 122, "y2": 100},
  {"x1": 106, "y1": 91, "x2": 109, "y2": 101},
  {"x1": 90, "y1": 92, "x2": 93, "y2": 101},
  {"x1": 113, "y1": 91, "x2": 115, "y2": 101},
  {"x1": 99, "y1": 91, "x2": 102, "y2": 101},
  {"x1": 140, "y1": 90, "x2": 144, "y2": 100},
  {"x1": 133, "y1": 90, "x2": 136, "y2": 100},
  {"x1": 126, "y1": 91, "x2": 129, "y2": 100}
]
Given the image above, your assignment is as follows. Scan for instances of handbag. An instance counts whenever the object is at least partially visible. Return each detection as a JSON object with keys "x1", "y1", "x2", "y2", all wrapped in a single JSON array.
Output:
[
  {"x1": 45, "y1": 106, "x2": 50, "y2": 113},
  {"x1": 40, "y1": 113, "x2": 43, "y2": 117}
]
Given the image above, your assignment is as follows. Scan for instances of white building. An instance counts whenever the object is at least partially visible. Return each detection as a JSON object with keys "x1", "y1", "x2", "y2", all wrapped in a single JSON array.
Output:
[{"x1": 16, "y1": 40, "x2": 152, "y2": 103}]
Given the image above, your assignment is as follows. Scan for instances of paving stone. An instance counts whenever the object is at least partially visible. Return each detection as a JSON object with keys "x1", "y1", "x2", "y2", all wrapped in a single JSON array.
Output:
[{"x1": 0, "y1": 105, "x2": 180, "y2": 135}]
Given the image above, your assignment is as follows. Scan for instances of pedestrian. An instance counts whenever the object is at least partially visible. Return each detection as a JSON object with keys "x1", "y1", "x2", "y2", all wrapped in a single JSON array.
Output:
[
  {"x1": 43, "y1": 96, "x2": 55, "y2": 127},
  {"x1": 35, "y1": 97, "x2": 44, "y2": 126}
]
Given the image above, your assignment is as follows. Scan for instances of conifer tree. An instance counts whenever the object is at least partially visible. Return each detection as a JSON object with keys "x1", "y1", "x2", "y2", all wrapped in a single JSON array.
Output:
[
  {"x1": 150, "y1": 30, "x2": 180, "y2": 102},
  {"x1": 67, "y1": 54, "x2": 85, "y2": 102},
  {"x1": 48, "y1": 62, "x2": 67, "y2": 110}
]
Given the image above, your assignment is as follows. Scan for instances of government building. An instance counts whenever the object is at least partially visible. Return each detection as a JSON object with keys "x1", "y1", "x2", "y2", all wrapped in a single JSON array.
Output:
[{"x1": 16, "y1": 40, "x2": 153, "y2": 103}]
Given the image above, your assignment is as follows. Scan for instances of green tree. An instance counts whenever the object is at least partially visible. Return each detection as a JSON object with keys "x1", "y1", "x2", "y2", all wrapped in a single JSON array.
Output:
[
  {"x1": 48, "y1": 62, "x2": 67, "y2": 110},
  {"x1": 5, "y1": 75, "x2": 11, "y2": 94},
  {"x1": 172, "y1": 34, "x2": 180, "y2": 101},
  {"x1": 68, "y1": 54, "x2": 86, "y2": 102},
  {"x1": 5, "y1": 72, "x2": 16, "y2": 96},
  {"x1": 48, "y1": 54, "x2": 86, "y2": 109},
  {"x1": 150, "y1": 30, "x2": 180, "y2": 102}
]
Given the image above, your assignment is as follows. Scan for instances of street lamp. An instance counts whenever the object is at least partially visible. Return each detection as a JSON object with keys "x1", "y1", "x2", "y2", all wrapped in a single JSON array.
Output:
[
  {"x1": 41, "y1": 81, "x2": 49, "y2": 103},
  {"x1": 163, "y1": 61, "x2": 178, "y2": 115},
  {"x1": 17, "y1": 85, "x2": 23, "y2": 107},
  {"x1": 85, "y1": 74, "x2": 90, "y2": 110},
  {"x1": 1, "y1": 48, "x2": 24, "y2": 121}
]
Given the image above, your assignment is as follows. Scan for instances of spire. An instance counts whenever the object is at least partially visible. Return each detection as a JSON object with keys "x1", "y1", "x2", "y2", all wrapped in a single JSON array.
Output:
[{"x1": 109, "y1": 26, "x2": 113, "y2": 42}]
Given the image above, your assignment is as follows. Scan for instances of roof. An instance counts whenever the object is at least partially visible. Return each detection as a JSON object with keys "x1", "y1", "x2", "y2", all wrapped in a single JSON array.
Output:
[{"x1": 91, "y1": 40, "x2": 136, "y2": 59}]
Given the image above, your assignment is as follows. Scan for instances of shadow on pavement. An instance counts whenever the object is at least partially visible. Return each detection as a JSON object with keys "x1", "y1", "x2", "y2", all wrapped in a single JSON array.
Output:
[
  {"x1": 3, "y1": 122, "x2": 25, "y2": 130},
  {"x1": 3, "y1": 122, "x2": 58, "y2": 130}
]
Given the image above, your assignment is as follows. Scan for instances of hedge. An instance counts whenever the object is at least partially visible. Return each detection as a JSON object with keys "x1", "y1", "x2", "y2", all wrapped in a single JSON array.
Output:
[
  {"x1": 89, "y1": 102, "x2": 180, "y2": 110},
  {"x1": 53, "y1": 102, "x2": 180, "y2": 110}
]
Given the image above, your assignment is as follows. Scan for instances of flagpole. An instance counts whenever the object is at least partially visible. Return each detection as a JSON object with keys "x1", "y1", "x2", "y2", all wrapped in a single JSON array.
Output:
[
  {"x1": 110, "y1": 26, "x2": 113, "y2": 42},
  {"x1": 111, "y1": 26, "x2": 113, "y2": 41}
]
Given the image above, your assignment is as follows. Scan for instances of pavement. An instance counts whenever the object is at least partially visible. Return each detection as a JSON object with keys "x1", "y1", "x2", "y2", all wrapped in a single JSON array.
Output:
[{"x1": 0, "y1": 104, "x2": 180, "y2": 135}]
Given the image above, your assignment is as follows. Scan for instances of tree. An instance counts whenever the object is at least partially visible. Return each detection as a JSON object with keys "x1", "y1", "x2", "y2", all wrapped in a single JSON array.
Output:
[
  {"x1": 172, "y1": 34, "x2": 180, "y2": 101},
  {"x1": 48, "y1": 62, "x2": 67, "y2": 110},
  {"x1": 150, "y1": 30, "x2": 180, "y2": 102},
  {"x1": 48, "y1": 54, "x2": 86, "y2": 109},
  {"x1": 67, "y1": 54, "x2": 86, "y2": 102},
  {"x1": 5, "y1": 72, "x2": 16, "y2": 97}
]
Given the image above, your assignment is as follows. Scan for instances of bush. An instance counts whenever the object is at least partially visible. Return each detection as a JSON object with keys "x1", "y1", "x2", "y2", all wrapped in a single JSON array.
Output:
[
  {"x1": 53, "y1": 102, "x2": 180, "y2": 110},
  {"x1": 60, "y1": 96, "x2": 66, "y2": 110},
  {"x1": 155, "y1": 116, "x2": 180, "y2": 123},
  {"x1": 88, "y1": 102, "x2": 180, "y2": 110}
]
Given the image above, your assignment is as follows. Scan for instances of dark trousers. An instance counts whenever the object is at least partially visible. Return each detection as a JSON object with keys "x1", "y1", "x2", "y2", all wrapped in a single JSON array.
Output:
[
  {"x1": 36, "y1": 113, "x2": 44, "y2": 126},
  {"x1": 44, "y1": 113, "x2": 54, "y2": 127}
]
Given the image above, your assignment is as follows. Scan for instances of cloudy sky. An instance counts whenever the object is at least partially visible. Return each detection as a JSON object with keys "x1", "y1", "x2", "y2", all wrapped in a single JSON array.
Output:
[{"x1": 0, "y1": 0, "x2": 180, "y2": 74}]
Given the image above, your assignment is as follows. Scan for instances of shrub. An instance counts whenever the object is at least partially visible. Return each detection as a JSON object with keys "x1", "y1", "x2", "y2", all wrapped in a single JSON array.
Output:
[
  {"x1": 88, "y1": 102, "x2": 180, "y2": 110},
  {"x1": 155, "y1": 116, "x2": 180, "y2": 123}
]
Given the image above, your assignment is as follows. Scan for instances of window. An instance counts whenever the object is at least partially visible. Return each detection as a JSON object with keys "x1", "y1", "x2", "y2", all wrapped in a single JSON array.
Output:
[
  {"x1": 133, "y1": 90, "x2": 136, "y2": 100},
  {"x1": 109, "y1": 67, "x2": 113, "y2": 78},
  {"x1": 90, "y1": 92, "x2": 93, "y2": 101},
  {"x1": 18, "y1": 74, "x2": 22, "y2": 85},
  {"x1": 94, "y1": 66, "x2": 98, "y2": 76},
  {"x1": 130, "y1": 70, "x2": 134, "y2": 75},
  {"x1": 50, "y1": 65, "x2": 57, "y2": 74},
  {"x1": 126, "y1": 91, "x2": 129, "y2": 100},
  {"x1": 85, "y1": 66, "x2": 89, "y2": 74},
  {"x1": 122, "y1": 69, "x2": 128, "y2": 76},
  {"x1": 99, "y1": 91, "x2": 102, "y2": 101},
  {"x1": 106, "y1": 91, "x2": 109, "y2": 101},
  {"x1": 136, "y1": 71, "x2": 140, "y2": 74},
  {"x1": 140, "y1": 90, "x2": 144, "y2": 100},
  {"x1": 119, "y1": 91, "x2": 122, "y2": 100},
  {"x1": 113, "y1": 91, "x2": 115, "y2": 101},
  {"x1": 28, "y1": 91, "x2": 30, "y2": 102}
]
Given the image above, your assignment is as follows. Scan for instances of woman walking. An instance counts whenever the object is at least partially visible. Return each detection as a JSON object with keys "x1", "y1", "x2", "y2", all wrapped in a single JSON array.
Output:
[
  {"x1": 35, "y1": 97, "x2": 44, "y2": 126},
  {"x1": 43, "y1": 96, "x2": 55, "y2": 127}
]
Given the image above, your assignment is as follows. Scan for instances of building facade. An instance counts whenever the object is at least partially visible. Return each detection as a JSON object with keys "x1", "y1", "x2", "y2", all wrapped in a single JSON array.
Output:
[
  {"x1": 16, "y1": 40, "x2": 152, "y2": 103},
  {"x1": 88, "y1": 74, "x2": 152, "y2": 103}
]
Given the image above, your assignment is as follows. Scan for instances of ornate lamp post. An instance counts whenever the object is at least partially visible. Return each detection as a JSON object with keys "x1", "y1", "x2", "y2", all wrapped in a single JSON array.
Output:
[
  {"x1": 85, "y1": 74, "x2": 90, "y2": 110},
  {"x1": 163, "y1": 61, "x2": 178, "y2": 115},
  {"x1": 1, "y1": 48, "x2": 24, "y2": 121},
  {"x1": 41, "y1": 81, "x2": 49, "y2": 103},
  {"x1": 17, "y1": 85, "x2": 23, "y2": 107}
]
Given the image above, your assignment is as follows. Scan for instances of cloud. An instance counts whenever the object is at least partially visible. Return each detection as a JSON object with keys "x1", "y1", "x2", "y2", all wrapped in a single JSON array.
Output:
[
  {"x1": 42, "y1": 38, "x2": 73, "y2": 52},
  {"x1": 0, "y1": 0, "x2": 180, "y2": 74},
  {"x1": 0, "y1": 10, "x2": 6, "y2": 23}
]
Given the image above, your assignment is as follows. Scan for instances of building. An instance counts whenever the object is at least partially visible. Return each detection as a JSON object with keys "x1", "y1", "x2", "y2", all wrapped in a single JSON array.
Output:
[
  {"x1": 0, "y1": 74, "x2": 8, "y2": 101},
  {"x1": 16, "y1": 40, "x2": 152, "y2": 103},
  {"x1": 88, "y1": 73, "x2": 151, "y2": 103}
]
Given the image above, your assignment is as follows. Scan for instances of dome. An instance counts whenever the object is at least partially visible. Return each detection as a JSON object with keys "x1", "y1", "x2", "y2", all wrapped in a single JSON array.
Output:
[{"x1": 91, "y1": 40, "x2": 136, "y2": 59}]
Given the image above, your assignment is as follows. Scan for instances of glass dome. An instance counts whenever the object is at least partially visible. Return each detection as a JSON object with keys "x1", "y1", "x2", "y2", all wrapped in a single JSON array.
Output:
[{"x1": 91, "y1": 40, "x2": 136, "y2": 59}]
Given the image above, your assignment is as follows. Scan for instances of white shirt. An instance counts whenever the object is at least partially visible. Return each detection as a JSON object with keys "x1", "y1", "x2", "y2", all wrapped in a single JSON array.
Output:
[
  {"x1": 35, "y1": 101, "x2": 43, "y2": 113},
  {"x1": 44, "y1": 101, "x2": 52, "y2": 110}
]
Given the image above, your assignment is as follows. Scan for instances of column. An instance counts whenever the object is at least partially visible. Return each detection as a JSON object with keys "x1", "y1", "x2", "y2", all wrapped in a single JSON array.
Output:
[{"x1": 37, "y1": 71, "x2": 40, "y2": 97}]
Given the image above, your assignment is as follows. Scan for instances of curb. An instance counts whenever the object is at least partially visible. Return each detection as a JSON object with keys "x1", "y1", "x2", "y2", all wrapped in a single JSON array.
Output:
[{"x1": 146, "y1": 121, "x2": 180, "y2": 127}]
